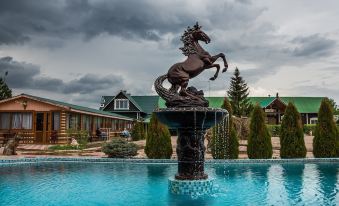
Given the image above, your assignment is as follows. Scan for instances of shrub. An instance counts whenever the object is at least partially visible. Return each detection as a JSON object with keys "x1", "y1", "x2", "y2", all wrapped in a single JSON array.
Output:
[
  {"x1": 145, "y1": 113, "x2": 172, "y2": 159},
  {"x1": 247, "y1": 104, "x2": 272, "y2": 159},
  {"x1": 280, "y1": 102, "x2": 306, "y2": 158},
  {"x1": 102, "y1": 138, "x2": 138, "y2": 158},
  {"x1": 211, "y1": 97, "x2": 239, "y2": 159},
  {"x1": 49, "y1": 145, "x2": 80, "y2": 150},
  {"x1": 267, "y1": 125, "x2": 281, "y2": 137},
  {"x1": 303, "y1": 124, "x2": 316, "y2": 135},
  {"x1": 66, "y1": 129, "x2": 89, "y2": 148},
  {"x1": 131, "y1": 120, "x2": 146, "y2": 141},
  {"x1": 313, "y1": 98, "x2": 338, "y2": 158},
  {"x1": 233, "y1": 116, "x2": 250, "y2": 140}
]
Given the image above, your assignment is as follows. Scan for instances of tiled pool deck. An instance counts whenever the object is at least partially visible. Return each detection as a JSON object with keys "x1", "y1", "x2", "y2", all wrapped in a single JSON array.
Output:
[{"x1": 0, "y1": 157, "x2": 338, "y2": 166}]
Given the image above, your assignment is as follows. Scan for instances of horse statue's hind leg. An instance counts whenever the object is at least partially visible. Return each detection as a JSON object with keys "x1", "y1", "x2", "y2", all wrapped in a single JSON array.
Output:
[{"x1": 205, "y1": 64, "x2": 220, "y2": 81}]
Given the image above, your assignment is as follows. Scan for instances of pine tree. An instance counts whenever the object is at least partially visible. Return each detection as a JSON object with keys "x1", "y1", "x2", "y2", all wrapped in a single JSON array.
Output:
[
  {"x1": 227, "y1": 67, "x2": 252, "y2": 117},
  {"x1": 131, "y1": 120, "x2": 145, "y2": 141},
  {"x1": 145, "y1": 113, "x2": 172, "y2": 159},
  {"x1": 280, "y1": 102, "x2": 306, "y2": 158},
  {"x1": 313, "y1": 98, "x2": 338, "y2": 157},
  {"x1": 211, "y1": 97, "x2": 239, "y2": 159},
  {"x1": 247, "y1": 104, "x2": 272, "y2": 159},
  {"x1": 0, "y1": 74, "x2": 12, "y2": 100}
]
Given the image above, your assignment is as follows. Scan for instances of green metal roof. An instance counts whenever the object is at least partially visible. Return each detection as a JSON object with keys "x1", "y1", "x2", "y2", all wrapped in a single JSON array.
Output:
[
  {"x1": 132, "y1": 95, "x2": 159, "y2": 114},
  {"x1": 123, "y1": 92, "x2": 144, "y2": 112},
  {"x1": 100, "y1": 94, "x2": 324, "y2": 120},
  {"x1": 22, "y1": 94, "x2": 133, "y2": 120},
  {"x1": 158, "y1": 96, "x2": 324, "y2": 113},
  {"x1": 279, "y1": 97, "x2": 324, "y2": 113}
]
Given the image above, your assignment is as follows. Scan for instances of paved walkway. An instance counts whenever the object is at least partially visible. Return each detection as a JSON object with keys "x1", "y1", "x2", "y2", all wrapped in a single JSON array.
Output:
[{"x1": 1, "y1": 136, "x2": 315, "y2": 159}]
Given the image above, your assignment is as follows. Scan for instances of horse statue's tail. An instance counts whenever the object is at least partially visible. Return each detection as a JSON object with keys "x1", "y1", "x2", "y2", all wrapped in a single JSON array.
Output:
[{"x1": 154, "y1": 74, "x2": 174, "y2": 104}]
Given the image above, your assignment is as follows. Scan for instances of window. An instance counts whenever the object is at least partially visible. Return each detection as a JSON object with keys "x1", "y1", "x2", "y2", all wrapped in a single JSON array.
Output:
[
  {"x1": 52, "y1": 112, "x2": 60, "y2": 131},
  {"x1": 94, "y1": 117, "x2": 103, "y2": 129},
  {"x1": 0, "y1": 113, "x2": 10, "y2": 129},
  {"x1": 81, "y1": 115, "x2": 90, "y2": 131},
  {"x1": 310, "y1": 117, "x2": 318, "y2": 124},
  {"x1": 11, "y1": 112, "x2": 32, "y2": 129},
  {"x1": 114, "y1": 99, "x2": 129, "y2": 110},
  {"x1": 68, "y1": 113, "x2": 80, "y2": 129}
]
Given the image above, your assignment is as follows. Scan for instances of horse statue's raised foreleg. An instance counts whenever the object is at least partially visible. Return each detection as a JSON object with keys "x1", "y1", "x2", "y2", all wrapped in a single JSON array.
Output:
[
  {"x1": 210, "y1": 53, "x2": 228, "y2": 73},
  {"x1": 204, "y1": 64, "x2": 220, "y2": 81}
]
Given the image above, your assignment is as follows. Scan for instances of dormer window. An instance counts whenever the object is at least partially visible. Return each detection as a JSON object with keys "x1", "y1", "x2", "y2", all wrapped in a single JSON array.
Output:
[{"x1": 114, "y1": 99, "x2": 129, "y2": 110}]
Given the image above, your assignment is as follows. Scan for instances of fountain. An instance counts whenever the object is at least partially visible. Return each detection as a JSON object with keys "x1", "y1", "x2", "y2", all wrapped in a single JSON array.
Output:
[{"x1": 154, "y1": 22, "x2": 228, "y2": 196}]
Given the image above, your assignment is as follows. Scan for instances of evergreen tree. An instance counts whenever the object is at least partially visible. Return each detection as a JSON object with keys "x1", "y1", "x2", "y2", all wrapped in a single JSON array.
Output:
[
  {"x1": 227, "y1": 67, "x2": 252, "y2": 117},
  {"x1": 0, "y1": 72, "x2": 12, "y2": 100},
  {"x1": 280, "y1": 102, "x2": 306, "y2": 158},
  {"x1": 131, "y1": 120, "x2": 145, "y2": 141},
  {"x1": 211, "y1": 97, "x2": 239, "y2": 159},
  {"x1": 145, "y1": 113, "x2": 172, "y2": 159},
  {"x1": 313, "y1": 98, "x2": 338, "y2": 157},
  {"x1": 328, "y1": 98, "x2": 339, "y2": 115},
  {"x1": 247, "y1": 104, "x2": 272, "y2": 159}
]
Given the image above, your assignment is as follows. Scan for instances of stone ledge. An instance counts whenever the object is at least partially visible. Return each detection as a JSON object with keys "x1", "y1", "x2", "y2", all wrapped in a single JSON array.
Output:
[{"x1": 0, "y1": 157, "x2": 338, "y2": 166}]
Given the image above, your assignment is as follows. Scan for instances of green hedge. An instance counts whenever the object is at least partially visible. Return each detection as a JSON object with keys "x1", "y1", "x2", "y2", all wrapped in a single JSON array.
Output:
[
  {"x1": 49, "y1": 145, "x2": 81, "y2": 150},
  {"x1": 313, "y1": 98, "x2": 338, "y2": 157},
  {"x1": 131, "y1": 120, "x2": 146, "y2": 141},
  {"x1": 145, "y1": 113, "x2": 172, "y2": 159},
  {"x1": 280, "y1": 102, "x2": 306, "y2": 158},
  {"x1": 247, "y1": 104, "x2": 272, "y2": 159},
  {"x1": 211, "y1": 97, "x2": 239, "y2": 159}
]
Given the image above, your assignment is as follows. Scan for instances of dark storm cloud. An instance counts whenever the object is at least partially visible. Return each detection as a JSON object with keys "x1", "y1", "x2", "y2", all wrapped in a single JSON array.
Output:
[
  {"x1": 0, "y1": 56, "x2": 125, "y2": 94},
  {"x1": 63, "y1": 74, "x2": 124, "y2": 94},
  {"x1": 0, "y1": 0, "x2": 190, "y2": 44},
  {"x1": 291, "y1": 34, "x2": 336, "y2": 57},
  {"x1": 0, "y1": 56, "x2": 40, "y2": 87},
  {"x1": 0, "y1": 0, "x2": 267, "y2": 45}
]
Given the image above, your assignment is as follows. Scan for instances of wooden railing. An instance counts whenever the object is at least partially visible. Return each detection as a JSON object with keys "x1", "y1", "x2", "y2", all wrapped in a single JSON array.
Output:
[{"x1": 0, "y1": 130, "x2": 35, "y2": 145}]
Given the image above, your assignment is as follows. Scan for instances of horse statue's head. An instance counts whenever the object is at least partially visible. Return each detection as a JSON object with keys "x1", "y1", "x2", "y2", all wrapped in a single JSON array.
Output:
[
  {"x1": 180, "y1": 22, "x2": 210, "y2": 56},
  {"x1": 190, "y1": 22, "x2": 210, "y2": 44}
]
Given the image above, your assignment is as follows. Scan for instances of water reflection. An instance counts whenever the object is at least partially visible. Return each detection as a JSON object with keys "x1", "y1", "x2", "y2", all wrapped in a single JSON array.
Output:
[
  {"x1": 146, "y1": 164, "x2": 171, "y2": 178},
  {"x1": 211, "y1": 163, "x2": 271, "y2": 205},
  {"x1": 317, "y1": 163, "x2": 339, "y2": 205},
  {"x1": 282, "y1": 163, "x2": 305, "y2": 205}
]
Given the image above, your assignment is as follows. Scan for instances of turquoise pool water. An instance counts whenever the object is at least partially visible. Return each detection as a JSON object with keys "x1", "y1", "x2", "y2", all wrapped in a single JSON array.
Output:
[{"x1": 0, "y1": 161, "x2": 338, "y2": 206}]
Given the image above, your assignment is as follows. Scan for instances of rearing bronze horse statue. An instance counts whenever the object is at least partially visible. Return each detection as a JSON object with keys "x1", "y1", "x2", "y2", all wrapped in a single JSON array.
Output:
[{"x1": 155, "y1": 22, "x2": 228, "y2": 107}]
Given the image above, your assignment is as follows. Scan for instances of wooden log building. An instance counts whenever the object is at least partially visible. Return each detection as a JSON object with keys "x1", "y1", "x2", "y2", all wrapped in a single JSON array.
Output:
[{"x1": 0, "y1": 94, "x2": 133, "y2": 145}]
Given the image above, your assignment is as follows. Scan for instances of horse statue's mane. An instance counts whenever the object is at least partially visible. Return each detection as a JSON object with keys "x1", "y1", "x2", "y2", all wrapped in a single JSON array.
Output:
[{"x1": 179, "y1": 23, "x2": 202, "y2": 56}]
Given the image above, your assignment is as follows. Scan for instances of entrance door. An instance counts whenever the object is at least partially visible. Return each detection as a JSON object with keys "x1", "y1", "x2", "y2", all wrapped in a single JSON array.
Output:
[
  {"x1": 35, "y1": 113, "x2": 44, "y2": 143},
  {"x1": 35, "y1": 112, "x2": 50, "y2": 144}
]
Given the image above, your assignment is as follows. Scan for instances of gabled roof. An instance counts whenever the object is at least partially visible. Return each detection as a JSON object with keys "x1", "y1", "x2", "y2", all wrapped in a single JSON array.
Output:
[
  {"x1": 1, "y1": 94, "x2": 133, "y2": 121},
  {"x1": 102, "y1": 91, "x2": 144, "y2": 112}
]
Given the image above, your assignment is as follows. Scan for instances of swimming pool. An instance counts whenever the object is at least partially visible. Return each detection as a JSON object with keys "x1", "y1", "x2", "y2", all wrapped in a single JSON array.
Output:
[{"x1": 0, "y1": 159, "x2": 338, "y2": 206}]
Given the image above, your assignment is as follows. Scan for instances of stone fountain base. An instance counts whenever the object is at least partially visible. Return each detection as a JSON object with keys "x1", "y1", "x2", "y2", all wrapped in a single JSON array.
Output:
[
  {"x1": 156, "y1": 107, "x2": 226, "y2": 196},
  {"x1": 168, "y1": 177, "x2": 214, "y2": 196}
]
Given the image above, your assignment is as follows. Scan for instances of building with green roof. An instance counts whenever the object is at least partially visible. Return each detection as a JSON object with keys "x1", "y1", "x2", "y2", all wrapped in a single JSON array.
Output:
[{"x1": 100, "y1": 91, "x2": 324, "y2": 125}]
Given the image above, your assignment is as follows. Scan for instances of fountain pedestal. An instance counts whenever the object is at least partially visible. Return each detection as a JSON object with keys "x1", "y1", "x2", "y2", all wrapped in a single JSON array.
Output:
[
  {"x1": 176, "y1": 129, "x2": 207, "y2": 180},
  {"x1": 155, "y1": 107, "x2": 227, "y2": 196}
]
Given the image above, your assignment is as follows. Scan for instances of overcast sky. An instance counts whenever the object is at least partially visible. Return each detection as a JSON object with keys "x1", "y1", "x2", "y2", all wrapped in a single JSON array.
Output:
[{"x1": 0, "y1": 0, "x2": 338, "y2": 108}]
